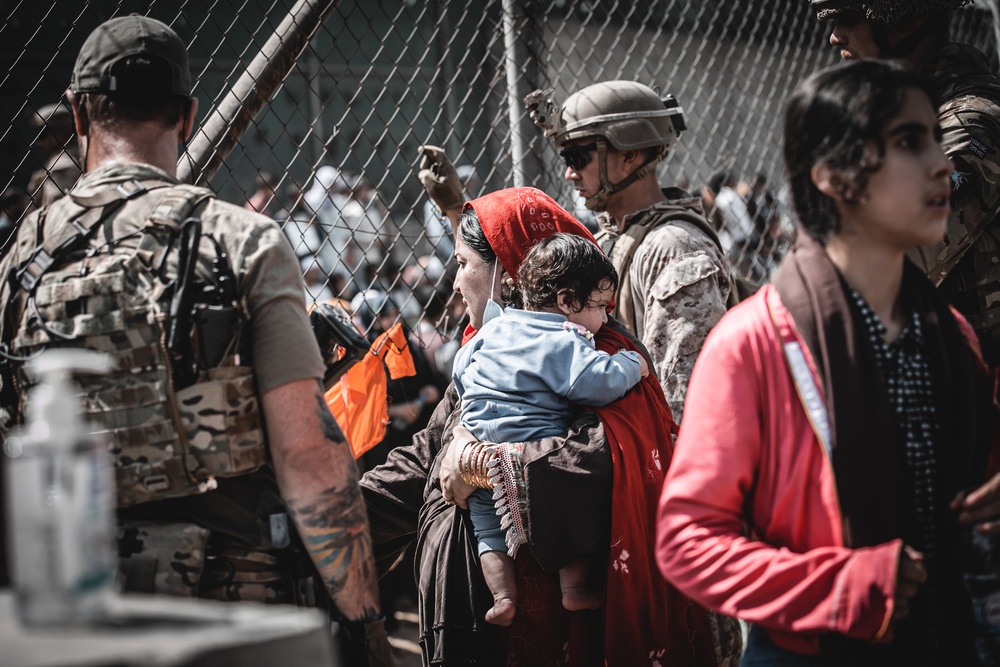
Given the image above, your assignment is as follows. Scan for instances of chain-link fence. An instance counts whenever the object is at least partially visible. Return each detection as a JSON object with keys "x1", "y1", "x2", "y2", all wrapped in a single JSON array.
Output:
[{"x1": 2, "y1": 0, "x2": 998, "y2": 341}]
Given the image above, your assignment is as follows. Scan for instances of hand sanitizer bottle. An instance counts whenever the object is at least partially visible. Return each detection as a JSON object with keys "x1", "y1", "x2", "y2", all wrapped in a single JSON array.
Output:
[{"x1": 4, "y1": 349, "x2": 115, "y2": 626}]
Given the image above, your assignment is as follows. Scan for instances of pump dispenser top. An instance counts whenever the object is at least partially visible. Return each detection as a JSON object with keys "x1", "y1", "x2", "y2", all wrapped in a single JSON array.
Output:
[{"x1": 24, "y1": 349, "x2": 111, "y2": 451}]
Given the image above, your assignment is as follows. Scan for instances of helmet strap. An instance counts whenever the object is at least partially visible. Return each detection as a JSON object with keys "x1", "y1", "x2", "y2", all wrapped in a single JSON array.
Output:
[
  {"x1": 584, "y1": 140, "x2": 667, "y2": 211},
  {"x1": 584, "y1": 138, "x2": 615, "y2": 211}
]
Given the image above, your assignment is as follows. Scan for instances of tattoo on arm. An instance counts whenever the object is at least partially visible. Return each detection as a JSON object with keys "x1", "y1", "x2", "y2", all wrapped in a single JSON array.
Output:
[
  {"x1": 315, "y1": 387, "x2": 346, "y2": 443},
  {"x1": 289, "y1": 483, "x2": 375, "y2": 601}
]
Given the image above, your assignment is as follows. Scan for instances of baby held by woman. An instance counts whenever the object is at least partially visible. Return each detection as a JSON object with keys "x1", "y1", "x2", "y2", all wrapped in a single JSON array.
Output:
[{"x1": 452, "y1": 232, "x2": 649, "y2": 625}]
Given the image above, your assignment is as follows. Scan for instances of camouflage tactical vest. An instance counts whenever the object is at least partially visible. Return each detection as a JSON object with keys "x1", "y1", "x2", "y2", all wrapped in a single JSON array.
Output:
[
  {"x1": 596, "y1": 200, "x2": 753, "y2": 335},
  {"x1": 926, "y1": 44, "x2": 1000, "y2": 363},
  {"x1": 3, "y1": 179, "x2": 267, "y2": 508}
]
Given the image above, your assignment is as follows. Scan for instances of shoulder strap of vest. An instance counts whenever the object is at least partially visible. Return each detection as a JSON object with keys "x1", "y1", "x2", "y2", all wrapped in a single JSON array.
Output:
[
  {"x1": 607, "y1": 206, "x2": 712, "y2": 334},
  {"x1": 141, "y1": 184, "x2": 215, "y2": 270},
  {"x1": 14, "y1": 179, "x2": 169, "y2": 294},
  {"x1": 624, "y1": 205, "x2": 722, "y2": 252},
  {"x1": 14, "y1": 180, "x2": 212, "y2": 295},
  {"x1": 613, "y1": 204, "x2": 721, "y2": 283}
]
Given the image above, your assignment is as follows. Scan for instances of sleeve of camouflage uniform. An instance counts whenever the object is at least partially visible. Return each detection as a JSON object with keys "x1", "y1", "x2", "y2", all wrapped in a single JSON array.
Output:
[
  {"x1": 914, "y1": 93, "x2": 1000, "y2": 285},
  {"x1": 629, "y1": 224, "x2": 729, "y2": 422}
]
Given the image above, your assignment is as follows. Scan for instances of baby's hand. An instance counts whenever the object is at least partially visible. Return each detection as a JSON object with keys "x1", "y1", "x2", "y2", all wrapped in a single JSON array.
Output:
[{"x1": 638, "y1": 355, "x2": 649, "y2": 377}]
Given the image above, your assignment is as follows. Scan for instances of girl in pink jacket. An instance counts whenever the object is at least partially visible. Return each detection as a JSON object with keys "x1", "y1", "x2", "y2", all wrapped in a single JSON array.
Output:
[{"x1": 657, "y1": 59, "x2": 1000, "y2": 665}]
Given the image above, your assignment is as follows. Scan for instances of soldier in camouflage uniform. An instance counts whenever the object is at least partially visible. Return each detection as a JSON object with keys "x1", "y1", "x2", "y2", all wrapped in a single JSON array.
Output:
[
  {"x1": 814, "y1": 0, "x2": 1000, "y2": 365},
  {"x1": 522, "y1": 82, "x2": 740, "y2": 667},
  {"x1": 0, "y1": 16, "x2": 392, "y2": 666},
  {"x1": 524, "y1": 82, "x2": 732, "y2": 424}
]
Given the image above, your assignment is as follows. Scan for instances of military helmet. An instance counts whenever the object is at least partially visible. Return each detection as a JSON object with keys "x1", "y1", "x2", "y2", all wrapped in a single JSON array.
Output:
[
  {"x1": 551, "y1": 81, "x2": 685, "y2": 151},
  {"x1": 811, "y1": 0, "x2": 863, "y2": 21},
  {"x1": 812, "y1": 0, "x2": 971, "y2": 24}
]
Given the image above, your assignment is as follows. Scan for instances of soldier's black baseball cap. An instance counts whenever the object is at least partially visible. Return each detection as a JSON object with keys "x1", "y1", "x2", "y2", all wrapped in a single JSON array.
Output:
[{"x1": 71, "y1": 15, "x2": 191, "y2": 96}]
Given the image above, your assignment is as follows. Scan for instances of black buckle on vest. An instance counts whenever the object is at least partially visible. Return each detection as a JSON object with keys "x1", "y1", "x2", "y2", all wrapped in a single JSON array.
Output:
[
  {"x1": 954, "y1": 273, "x2": 968, "y2": 293},
  {"x1": 16, "y1": 247, "x2": 53, "y2": 291},
  {"x1": 116, "y1": 179, "x2": 148, "y2": 200}
]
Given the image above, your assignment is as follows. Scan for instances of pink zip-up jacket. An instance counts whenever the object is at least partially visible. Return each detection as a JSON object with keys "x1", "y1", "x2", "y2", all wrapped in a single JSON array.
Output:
[{"x1": 656, "y1": 284, "x2": 993, "y2": 655}]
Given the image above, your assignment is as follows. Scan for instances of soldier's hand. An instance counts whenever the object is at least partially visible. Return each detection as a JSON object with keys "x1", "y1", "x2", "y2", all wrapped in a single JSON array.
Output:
[{"x1": 417, "y1": 145, "x2": 464, "y2": 213}]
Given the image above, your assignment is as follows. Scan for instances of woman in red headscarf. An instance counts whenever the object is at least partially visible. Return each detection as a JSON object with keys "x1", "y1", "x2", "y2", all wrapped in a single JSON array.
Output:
[{"x1": 360, "y1": 187, "x2": 717, "y2": 667}]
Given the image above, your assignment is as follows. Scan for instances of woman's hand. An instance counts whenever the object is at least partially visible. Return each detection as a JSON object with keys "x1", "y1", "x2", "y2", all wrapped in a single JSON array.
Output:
[
  {"x1": 440, "y1": 424, "x2": 478, "y2": 509},
  {"x1": 952, "y1": 472, "x2": 1000, "y2": 535}
]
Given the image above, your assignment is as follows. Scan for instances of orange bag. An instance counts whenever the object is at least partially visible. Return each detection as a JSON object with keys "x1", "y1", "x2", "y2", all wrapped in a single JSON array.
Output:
[{"x1": 325, "y1": 322, "x2": 416, "y2": 458}]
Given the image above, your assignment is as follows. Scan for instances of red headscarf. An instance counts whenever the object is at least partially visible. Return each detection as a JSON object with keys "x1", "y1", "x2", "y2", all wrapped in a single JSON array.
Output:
[{"x1": 462, "y1": 187, "x2": 717, "y2": 666}]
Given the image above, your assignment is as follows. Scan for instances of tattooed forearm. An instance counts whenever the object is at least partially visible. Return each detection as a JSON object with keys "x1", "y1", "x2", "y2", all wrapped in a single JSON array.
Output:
[
  {"x1": 314, "y1": 386, "x2": 346, "y2": 443},
  {"x1": 287, "y1": 483, "x2": 377, "y2": 612}
]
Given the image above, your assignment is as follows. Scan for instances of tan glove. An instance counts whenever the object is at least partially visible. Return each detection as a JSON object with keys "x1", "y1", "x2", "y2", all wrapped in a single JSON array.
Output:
[{"x1": 417, "y1": 144, "x2": 464, "y2": 212}]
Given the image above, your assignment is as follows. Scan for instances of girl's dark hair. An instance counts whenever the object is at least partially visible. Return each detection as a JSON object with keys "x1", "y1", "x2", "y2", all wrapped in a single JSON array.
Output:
[
  {"x1": 517, "y1": 233, "x2": 618, "y2": 313},
  {"x1": 783, "y1": 58, "x2": 939, "y2": 242}
]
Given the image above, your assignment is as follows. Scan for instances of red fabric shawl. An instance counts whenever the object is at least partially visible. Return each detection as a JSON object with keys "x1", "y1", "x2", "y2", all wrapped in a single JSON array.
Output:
[{"x1": 464, "y1": 187, "x2": 717, "y2": 666}]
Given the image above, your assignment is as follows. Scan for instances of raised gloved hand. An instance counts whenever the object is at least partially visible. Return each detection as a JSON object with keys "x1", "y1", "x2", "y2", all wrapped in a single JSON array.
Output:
[
  {"x1": 417, "y1": 144, "x2": 464, "y2": 213},
  {"x1": 339, "y1": 615, "x2": 396, "y2": 667}
]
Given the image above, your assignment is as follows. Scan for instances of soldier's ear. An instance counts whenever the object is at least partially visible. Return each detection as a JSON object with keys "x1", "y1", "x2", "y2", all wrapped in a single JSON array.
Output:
[
  {"x1": 65, "y1": 89, "x2": 88, "y2": 138},
  {"x1": 179, "y1": 97, "x2": 198, "y2": 143},
  {"x1": 621, "y1": 149, "x2": 643, "y2": 173}
]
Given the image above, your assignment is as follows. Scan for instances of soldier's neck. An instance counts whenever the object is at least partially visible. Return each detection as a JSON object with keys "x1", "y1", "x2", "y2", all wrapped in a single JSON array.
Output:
[
  {"x1": 82, "y1": 124, "x2": 179, "y2": 178},
  {"x1": 608, "y1": 177, "x2": 668, "y2": 232}
]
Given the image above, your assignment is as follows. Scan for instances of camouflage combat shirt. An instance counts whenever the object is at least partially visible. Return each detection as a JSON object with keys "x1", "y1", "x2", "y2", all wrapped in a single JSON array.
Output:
[
  {"x1": 0, "y1": 163, "x2": 323, "y2": 551},
  {"x1": 597, "y1": 195, "x2": 731, "y2": 422},
  {"x1": 914, "y1": 42, "x2": 1000, "y2": 364}
]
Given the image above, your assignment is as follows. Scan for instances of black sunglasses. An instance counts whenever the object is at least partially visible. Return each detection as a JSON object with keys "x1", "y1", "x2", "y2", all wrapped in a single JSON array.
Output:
[{"x1": 559, "y1": 143, "x2": 599, "y2": 171}]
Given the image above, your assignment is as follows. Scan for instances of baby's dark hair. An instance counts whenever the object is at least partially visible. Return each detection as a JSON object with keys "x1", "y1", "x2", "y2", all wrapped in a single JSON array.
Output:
[{"x1": 516, "y1": 233, "x2": 618, "y2": 313}]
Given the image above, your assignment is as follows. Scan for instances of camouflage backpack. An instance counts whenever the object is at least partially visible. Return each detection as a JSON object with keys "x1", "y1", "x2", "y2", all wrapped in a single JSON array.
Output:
[{"x1": 2, "y1": 179, "x2": 267, "y2": 508}]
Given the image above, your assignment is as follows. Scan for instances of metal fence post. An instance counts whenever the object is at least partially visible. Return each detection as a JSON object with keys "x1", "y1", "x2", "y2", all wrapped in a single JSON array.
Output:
[
  {"x1": 502, "y1": 0, "x2": 544, "y2": 187},
  {"x1": 986, "y1": 0, "x2": 1000, "y2": 66},
  {"x1": 177, "y1": 0, "x2": 340, "y2": 185}
]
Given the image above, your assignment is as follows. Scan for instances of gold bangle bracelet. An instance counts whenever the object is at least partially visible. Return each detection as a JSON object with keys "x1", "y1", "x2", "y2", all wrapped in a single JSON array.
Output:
[
  {"x1": 458, "y1": 441, "x2": 495, "y2": 489},
  {"x1": 459, "y1": 441, "x2": 477, "y2": 487},
  {"x1": 457, "y1": 442, "x2": 467, "y2": 482}
]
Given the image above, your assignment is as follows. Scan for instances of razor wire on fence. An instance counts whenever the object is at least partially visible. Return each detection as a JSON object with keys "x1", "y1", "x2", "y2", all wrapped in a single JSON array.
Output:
[{"x1": 1, "y1": 0, "x2": 997, "y2": 342}]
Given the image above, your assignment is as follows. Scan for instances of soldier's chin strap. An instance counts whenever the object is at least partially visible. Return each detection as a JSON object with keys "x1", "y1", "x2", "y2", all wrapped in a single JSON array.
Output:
[{"x1": 584, "y1": 138, "x2": 668, "y2": 211}]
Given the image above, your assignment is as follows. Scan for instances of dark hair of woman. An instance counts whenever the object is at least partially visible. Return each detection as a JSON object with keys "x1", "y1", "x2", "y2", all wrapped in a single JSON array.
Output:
[
  {"x1": 782, "y1": 58, "x2": 939, "y2": 242},
  {"x1": 517, "y1": 232, "x2": 618, "y2": 313},
  {"x1": 457, "y1": 208, "x2": 496, "y2": 265},
  {"x1": 456, "y1": 207, "x2": 521, "y2": 307}
]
